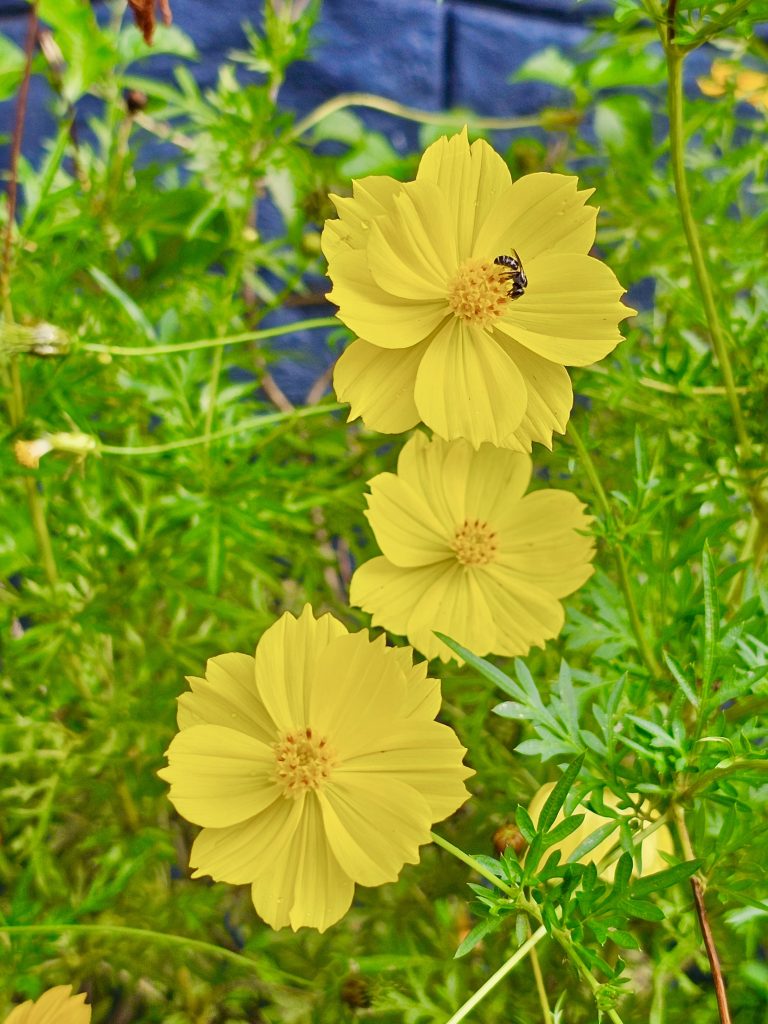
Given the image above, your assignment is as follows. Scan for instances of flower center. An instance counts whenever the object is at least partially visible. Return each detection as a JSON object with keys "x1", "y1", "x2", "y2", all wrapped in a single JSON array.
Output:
[
  {"x1": 451, "y1": 519, "x2": 498, "y2": 566},
  {"x1": 447, "y1": 258, "x2": 511, "y2": 326},
  {"x1": 274, "y1": 727, "x2": 337, "y2": 797}
]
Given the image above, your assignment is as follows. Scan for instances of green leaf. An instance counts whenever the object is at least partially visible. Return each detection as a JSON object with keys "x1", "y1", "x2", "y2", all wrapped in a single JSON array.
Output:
[
  {"x1": 663, "y1": 651, "x2": 700, "y2": 708},
  {"x1": 701, "y1": 541, "x2": 720, "y2": 688},
  {"x1": 515, "y1": 805, "x2": 537, "y2": 845},
  {"x1": 544, "y1": 814, "x2": 586, "y2": 848},
  {"x1": 38, "y1": 0, "x2": 116, "y2": 102},
  {"x1": 594, "y1": 95, "x2": 652, "y2": 154},
  {"x1": 0, "y1": 34, "x2": 26, "y2": 101},
  {"x1": 454, "y1": 916, "x2": 500, "y2": 958},
  {"x1": 587, "y1": 49, "x2": 664, "y2": 90},
  {"x1": 631, "y1": 860, "x2": 699, "y2": 897},
  {"x1": 613, "y1": 852, "x2": 633, "y2": 893},
  {"x1": 513, "y1": 47, "x2": 576, "y2": 89},
  {"x1": 538, "y1": 754, "x2": 585, "y2": 833},
  {"x1": 567, "y1": 818, "x2": 621, "y2": 864}
]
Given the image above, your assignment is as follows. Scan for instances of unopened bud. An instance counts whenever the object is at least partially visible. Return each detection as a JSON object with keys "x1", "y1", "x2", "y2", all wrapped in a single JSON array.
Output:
[
  {"x1": 540, "y1": 107, "x2": 583, "y2": 131},
  {"x1": 13, "y1": 432, "x2": 98, "y2": 469},
  {"x1": 492, "y1": 823, "x2": 527, "y2": 857}
]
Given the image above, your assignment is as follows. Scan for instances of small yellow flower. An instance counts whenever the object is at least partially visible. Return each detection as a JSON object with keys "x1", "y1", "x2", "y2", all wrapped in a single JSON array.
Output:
[
  {"x1": 527, "y1": 783, "x2": 675, "y2": 879},
  {"x1": 159, "y1": 605, "x2": 473, "y2": 933},
  {"x1": 3, "y1": 986, "x2": 91, "y2": 1024},
  {"x1": 350, "y1": 432, "x2": 594, "y2": 661},
  {"x1": 698, "y1": 59, "x2": 768, "y2": 113},
  {"x1": 324, "y1": 128, "x2": 634, "y2": 450}
]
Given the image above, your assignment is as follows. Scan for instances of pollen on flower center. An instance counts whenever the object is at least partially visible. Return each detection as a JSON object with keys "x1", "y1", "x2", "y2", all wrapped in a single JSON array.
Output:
[
  {"x1": 447, "y1": 258, "x2": 511, "y2": 326},
  {"x1": 274, "y1": 727, "x2": 337, "y2": 797},
  {"x1": 451, "y1": 518, "x2": 498, "y2": 566}
]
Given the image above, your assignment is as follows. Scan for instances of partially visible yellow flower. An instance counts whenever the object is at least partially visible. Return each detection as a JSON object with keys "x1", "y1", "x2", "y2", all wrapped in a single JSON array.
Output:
[
  {"x1": 527, "y1": 783, "x2": 675, "y2": 879},
  {"x1": 324, "y1": 128, "x2": 634, "y2": 450},
  {"x1": 159, "y1": 605, "x2": 473, "y2": 933},
  {"x1": 350, "y1": 432, "x2": 594, "y2": 661},
  {"x1": 698, "y1": 59, "x2": 768, "y2": 113},
  {"x1": 3, "y1": 987, "x2": 91, "y2": 1024}
]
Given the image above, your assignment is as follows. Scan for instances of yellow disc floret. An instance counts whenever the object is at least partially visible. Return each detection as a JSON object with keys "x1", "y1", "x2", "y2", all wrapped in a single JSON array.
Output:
[
  {"x1": 452, "y1": 518, "x2": 498, "y2": 566},
  {"x1": 447, "y1": 258, "x2": 510, "y2": 326},
  {"x1": 274, "y1": 727, "x2": 338, "y2": 797}
]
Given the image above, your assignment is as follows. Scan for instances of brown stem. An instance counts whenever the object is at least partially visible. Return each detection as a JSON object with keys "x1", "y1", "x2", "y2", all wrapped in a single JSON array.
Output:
[
  {"x1": 667, "y1": 0, "x2": 679, "y2": 46},
  {"x1": 690, "y1": 877, "x2": 732, "y2": 1024},
  {"x1": 1, "y1": 2, "x2": 38, "y2": 316}
]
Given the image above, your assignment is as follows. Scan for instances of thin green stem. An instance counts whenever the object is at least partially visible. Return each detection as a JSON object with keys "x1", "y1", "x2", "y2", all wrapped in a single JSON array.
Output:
[
  {"x1": 0, "y1": 923, "x2": 261, "y2": 975},
  {"x1": 430, "y1": 831, "x2": 516, "y2": 897},
  {"x1": 568, "y1": 421, "x2": 661, "y2": 677},
  {"x1": 81, "y1": 317, "x2": 339, "y2": 357},
  {"x1": 665, "y1": 52, "x2": 750, "y2": 458},
  {"x1": 529, "y1": 940, "x2": 553, "y2": 1024},
  {"x1": 443, "y1": 926, "x2": 548, "y2": 1024},
  {"x1": 98, "y1": 403, "x2": 341, "y2": 456},
  {"x1": 290, "y1": 92, "x2": 541, "y2": 139}
]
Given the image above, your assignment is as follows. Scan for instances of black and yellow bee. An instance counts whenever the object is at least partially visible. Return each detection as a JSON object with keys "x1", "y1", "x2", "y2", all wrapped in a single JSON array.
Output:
[{"x1": 494, "y1": 251, "x2": 527, "y2": 299}]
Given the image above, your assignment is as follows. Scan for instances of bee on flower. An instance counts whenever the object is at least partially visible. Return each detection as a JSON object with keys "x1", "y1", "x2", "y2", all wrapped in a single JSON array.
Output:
[{"x1": 324, "y1": 127, "x2": 635, "y2": 451}]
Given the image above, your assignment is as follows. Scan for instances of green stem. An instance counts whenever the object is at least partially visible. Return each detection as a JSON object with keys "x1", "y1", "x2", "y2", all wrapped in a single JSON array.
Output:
[
  {"x1": 98, "y1": 403, "x2": 341, "y2": 456},
  {"x1": 0, "y1": 923, "x2": 262, "y2": 975},
  {"x1": 664, "y1": 39, "x2": 767, "y2": 604},
  {"x1": 430, "y1": 831, "x2": 516, "y2": 897},
  {"x1": 290, "y1": 92, "x2": 541, "y2": 139},
  {"x1": 81, "y1": 317, "x2": 339, "y2": 357},
  {"x1": 665, "y1": 52, "x2": 750, "y2": 458},
  {"x1": 443, "y1": 926, "x2": 548, "y2": 1024},
  {"x1": 529, "y1": 938, "x2": 553, "y2": 1024},
  {"x1": 568, "y1": 421, "x2": 661, "y2": 677}
]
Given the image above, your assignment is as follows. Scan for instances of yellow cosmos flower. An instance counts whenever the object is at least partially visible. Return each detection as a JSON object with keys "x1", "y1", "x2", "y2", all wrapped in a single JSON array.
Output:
[
  {"x1": 324, "y1": 128, "x2": 634, "y2": 450},
  {"x1": 698, "y1": 59, "x2": 768, "y2": 113},
  {"x1": 159, "y1": 605, "x2": 473, "y2": 933},
  {"x1": 349, "y1": 432, "x2": 594, "y2": 661},
  {"x1": 528, "y1": 783, "x2": 675, "y2": 879},
  {"x1": 3, "y1": 987, "x2": 91, "y2": 1024}
]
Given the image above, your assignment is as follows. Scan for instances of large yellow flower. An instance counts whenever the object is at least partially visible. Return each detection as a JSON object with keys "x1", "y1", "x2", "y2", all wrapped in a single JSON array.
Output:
[
  {"x1": 350, "y1": 432, "x2": 594, "y2": 661},
  {"x1": 159, "y1": 605, "x2": 473, "y2": 933},
  {"x1": 527, "y1": 783, "x2": 675, "y2": 880},
  {"x1": 324, "y1": 128, "x2": 634, "y2": 450},
  {"x1": 3, "y1": 987, "x2": 91, "y2": 1024}
]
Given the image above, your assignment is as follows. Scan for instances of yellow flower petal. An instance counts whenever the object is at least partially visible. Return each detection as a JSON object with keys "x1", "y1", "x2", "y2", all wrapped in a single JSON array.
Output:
[
  {"x1": 254, "y1": 604, "x2": 345, "y2": 734},
  {"x1": 528, "y1": 784, "x2": 676, "y2": 879},
  {"x1": 319, "y1": 774, "x2": 432, "y2": 886},
  {"x1": 364, "y1": 471, "x2": 452, "y2": 567},
  {"x1": 340, "y1": 719, "x2": 473, "y2": 820},
  {"x1": 479, "y1": 565, "x2": 565, "y2": 655},
  {"x1": 322, "y1": 175, "x2": 404, "y2": 258},
  {"x1": 367, "y1": 180, "x2": 458, "y2": 299},
  {"x1": 333, "y1": 337, "x2": 425, "y2": 434},
  {"x1": 413, "y1": 319, "x2": 528, "y2": 448},
  {"x1": 417, "y1": 127, "x2": 512, "y2": 258},
  {"x1": 495, "y1": 252, "x2": 634, "y2": 366},
  {"x1": 177, "y1": 652, "x2": 274, "y2": 742},
  {"x1": 4, "y1": 987, "x2": 91, "y2": 1024},
  {"x1": 406, "y1": 561, "x2": 498, "y2": 661},
  {"x1": 496, "y1": 490, "x2": 595, "y2": 597},
  {"x1": 309, "y1": 632, "x2": 407, "y2": 759},
  {"x1": 494, "y1": 333, "x2": 574, "y2": 451},
  {"x1": 160, "y1": 724, "x2": 280, "y2": 828},
  {"x1": 190, "y1": 794, "x2": 304, "y2": 885},
  {"x1": 250, "y1": 792, "x2": 355, "y2": 932},
  {"x1": 474, "y1": 172, "x2": 597, "y2": 262},
  {"x1": 328, "y1": 248, "x2": 448, "y2": 349},
  {"x1": 350, "y1": 556, "x2": 446, "y2": 637}
]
